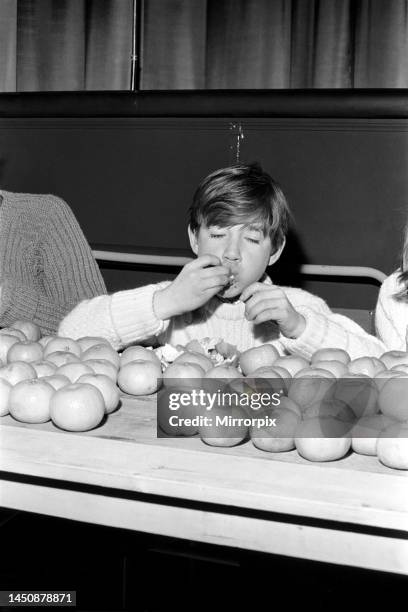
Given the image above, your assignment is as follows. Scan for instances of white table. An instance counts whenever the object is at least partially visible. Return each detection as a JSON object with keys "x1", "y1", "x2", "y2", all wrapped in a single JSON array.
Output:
[{"x1": 1, "y1": 395, "x2": 407, "y2": 575}]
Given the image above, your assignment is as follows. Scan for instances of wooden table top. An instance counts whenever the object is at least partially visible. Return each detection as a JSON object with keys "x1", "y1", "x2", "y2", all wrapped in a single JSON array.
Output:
[{"x1": 1, "y1": 394, "x2": 407, "y2": 534}]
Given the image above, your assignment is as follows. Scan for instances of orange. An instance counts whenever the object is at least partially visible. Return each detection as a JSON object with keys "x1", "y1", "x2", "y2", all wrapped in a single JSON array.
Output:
[
  {"x1": 251, "y1": 406, "x2": 300, "y2": 452},
  {"x1": 118, "y1": 359, "x2": 162, "y2": 395},
  {"x1": 0, "y1": 334, "x2": 20, "y2": 364},
  {"x1": 239, "y1": 344, "x2": 279, "y2": 375},
  {"x1": 293, "y1": 367, "x2": 335, "y2": 379},
  {"x1": 46, "y1": 351, "x2": 80, "y2": 367},
  {"x1": 0, "y1": 378, "x2": 12, "y2": 416},
  {"x1": 348, "y1": 356, "x2": 384, "y2": 377},
  {"x1": 0, "y1": 361, "x2": 37, "y2": 385},
  {"x1": 351, "y1": 414, "x2": 395, "y2": 456},
  {"x1": 380, "y1": 350, "x2": 408, "y2": 370},
  {"x1": 81, "y1": 344, "x2": 120, "y2": 368},
  {"x1": 288, "y1": 376, "x2": 334, "y2": 411},
  {"x1": 31, "y1": 360, "x2": 57, "y2": 378},
  {"x1": 311, "y1": 348, "x2": 350, "y2": 365},
  {"x1": 199, "y1": 405, "x2": 248, "y2": 447},
  {"x1": 204, "y1": 365, "x2": 242, "y2": 379},
  {"x1": 81, "y1": 358, "x2": 118, "y2": 381},
  {"x1": 172, "y1": 351, "x2": 213, "y2": 373},
  {"x1": 120, "y1": 345, "x2": 161, "y2": 367},
  {"x1": 42, "y1": 374, "x2": 70, "y2": 391},
  {"x1": 332, "y1": 375, "x2": 378, "y2": 419},
  {"x1": 0, "y1": 328, "x2": 27, "y2": 342},
  {"x1": 163, "y1": 362, "x2": 204, "y2": 388},
  {"x1": 57, "y1": 362, "x2": 94, "y2": 383},
  {"x1": 377, "y1": 376, "x2": 408, "y2": 421},
  {"x1": 44, "y1": 337, "x2": 81, "y2": 358},
  {"x1": 273, "y1": 355, "x2": 309, "y2": 377},
  {"x1": 9, "y1": 378, "x2": 54, "y2": 423},
  {"x1": 38, "y1": 335, "x2": 55, "y2": 348},
  {"x1": 77, "y1": 373, "x2": 121, "y2": 414},
  {"x1": 10, "y1": 320, "x2": 41, "y2": 342},
  {"x1": 303, "y1": 399, "x2": 355, "y2": 423},
  {"x1": 377, "y1": 423, "x2": 408, "y2": 469},
  {"x1": 374, "y1": 370, "x2": 404, "y2": 391},
  {"x1": 77, "y1": 336, "x2": 112, "y2": 352},
  {"x1": 50, "y1": 383, "x2": 105, "y2": 431},
  {"x1": 7, "y1": 341, "x2": 43, "y2": 364},
  {"x1": 310, "y1": 360, "x2": 348, "y2": 378},
  {"x1": 295, "y1": 417, "x2": 351, "y2": 461}
]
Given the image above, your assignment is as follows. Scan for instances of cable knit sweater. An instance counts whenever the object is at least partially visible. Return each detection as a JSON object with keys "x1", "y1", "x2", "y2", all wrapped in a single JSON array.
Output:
[
  {"x1": 0, "y1": 190, "x2": 107, "y2": 335},
  {"x1": 59, "y1": 275, "x2": 386, "y2": 360},
  {"x1": 375, "y1": 270, "x2": 408, "y2": 350}
]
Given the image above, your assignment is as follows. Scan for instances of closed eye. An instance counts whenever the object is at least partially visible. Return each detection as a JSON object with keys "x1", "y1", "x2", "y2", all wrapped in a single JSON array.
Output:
[
  {"x1": 246, "y1": 237, "x2": 260, "y2": 244},
  {"x1": 210, "y1": 233, "x2": 225, "y2": 239}
]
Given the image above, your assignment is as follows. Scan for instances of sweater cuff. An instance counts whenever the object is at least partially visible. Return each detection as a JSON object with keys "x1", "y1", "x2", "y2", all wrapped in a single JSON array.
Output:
[
  {"x1": 110, "y1": 284, "x2": 169, "y2": 346},
  {"x1": 0, "y1": 279, "x2": 38, "y2": 325},
  {"x1": 279, "y1": 306, "x2": 330, "y2": 360}
]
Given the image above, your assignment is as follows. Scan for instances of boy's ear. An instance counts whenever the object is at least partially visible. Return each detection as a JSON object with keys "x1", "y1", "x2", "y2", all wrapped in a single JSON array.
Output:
[
  {"x1": 268, "y1": 238, "x2": 286, "y2": 266},
  {"x1": 188, "y1": 225, "x2": 199, "y2": 255}
]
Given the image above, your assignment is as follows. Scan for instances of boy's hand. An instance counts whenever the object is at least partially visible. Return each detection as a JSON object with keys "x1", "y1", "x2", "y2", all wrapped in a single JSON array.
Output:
[
  {"x1": 241, "y1": 283, "x2": 306, "y2": 339},
  {"x1": 153, "y1": 255, "x2": 230, "y2": 319}
]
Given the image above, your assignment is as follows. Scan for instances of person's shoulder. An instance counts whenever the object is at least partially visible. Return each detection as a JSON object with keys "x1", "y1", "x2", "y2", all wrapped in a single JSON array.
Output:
[
  {"x1": 379, "y1": 270, "x2": 403, "y2": 296},
  {"x1": 0, "y1": 190, "x2": 70, "y2": 215},
  {"x1": 31, "y1": 194, "x2": 80, "y2": 227},
  {"x1": 29, "y1": 193, "x2": 72, "y2": 215}
]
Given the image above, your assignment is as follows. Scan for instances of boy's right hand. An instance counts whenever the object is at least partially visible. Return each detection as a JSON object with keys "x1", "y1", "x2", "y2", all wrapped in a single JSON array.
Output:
[{"x1": 153, "y1": 255, "x2": 230, "y2": 320}]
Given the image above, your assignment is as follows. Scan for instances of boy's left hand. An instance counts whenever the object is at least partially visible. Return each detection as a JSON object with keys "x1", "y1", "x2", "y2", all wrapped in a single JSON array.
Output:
[{"x1": 241, "y1": 283, "x2": 306, "y2": 339}]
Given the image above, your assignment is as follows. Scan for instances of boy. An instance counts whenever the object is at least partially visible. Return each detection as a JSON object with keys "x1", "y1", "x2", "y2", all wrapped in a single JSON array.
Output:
[{"x1": 58, "y1": 163, "x2": 385, "y2": 359}]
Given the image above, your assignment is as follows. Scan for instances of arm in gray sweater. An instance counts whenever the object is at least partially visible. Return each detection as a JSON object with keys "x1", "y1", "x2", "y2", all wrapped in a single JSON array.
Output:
[{"x1": 0, "y1": 192, "x2": 107, "y2": 335}]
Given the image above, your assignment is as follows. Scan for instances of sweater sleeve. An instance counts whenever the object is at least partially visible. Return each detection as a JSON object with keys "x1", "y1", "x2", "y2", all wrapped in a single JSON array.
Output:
[
  {"x1": 58, "y1": 281, "x2": 172, "y2": 350},
  {"x1": 0, "y1": 196, "x2": 107, "y2": 335},
  {"x1": 279, "y1": 290, "x2": 387, "y2": 360}
]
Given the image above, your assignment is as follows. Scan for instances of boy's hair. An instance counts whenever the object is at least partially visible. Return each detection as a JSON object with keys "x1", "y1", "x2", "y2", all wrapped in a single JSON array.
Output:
[{"x1": 188, "y1": 163, "x2": 291, "y2": 251}]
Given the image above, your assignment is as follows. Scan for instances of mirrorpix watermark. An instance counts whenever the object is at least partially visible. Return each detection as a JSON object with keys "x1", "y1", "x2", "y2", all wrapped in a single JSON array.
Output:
[{"x1": 156, "y1": 378, "x2": 284, "y2": 437}]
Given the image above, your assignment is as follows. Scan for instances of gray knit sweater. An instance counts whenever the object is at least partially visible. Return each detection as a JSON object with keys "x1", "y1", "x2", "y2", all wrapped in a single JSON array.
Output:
[{"x1": 0, "y1": 190, "x2": 107, "y2": 335}]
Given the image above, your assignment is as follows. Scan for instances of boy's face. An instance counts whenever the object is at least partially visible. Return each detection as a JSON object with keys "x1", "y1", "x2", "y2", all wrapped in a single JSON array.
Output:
[{"x1": 188, "y1": 223, "x2": 284, "y2": 299}]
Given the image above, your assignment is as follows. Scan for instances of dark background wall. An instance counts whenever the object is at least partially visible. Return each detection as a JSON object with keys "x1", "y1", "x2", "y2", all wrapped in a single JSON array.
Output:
[{"x1": 0, "y1": 90, "x2": 406, "y2": 309}]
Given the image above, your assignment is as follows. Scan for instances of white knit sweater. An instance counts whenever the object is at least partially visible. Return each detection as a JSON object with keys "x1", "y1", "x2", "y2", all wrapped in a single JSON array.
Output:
[
  {"x1": 375, "y1": 270, "x2": 408, "y2": 351},
  {"x1": 58, "y1": 276, "x2": 386, "y2": 360}
]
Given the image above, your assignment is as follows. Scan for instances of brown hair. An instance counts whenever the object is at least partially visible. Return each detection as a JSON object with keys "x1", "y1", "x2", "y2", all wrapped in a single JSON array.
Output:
[{"x1": 188, "y1": 163, "x2": 291, "y2": 251}]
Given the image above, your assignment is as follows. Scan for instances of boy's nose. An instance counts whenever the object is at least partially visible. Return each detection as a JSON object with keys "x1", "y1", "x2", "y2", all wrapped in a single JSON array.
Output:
[{"x1": 223, "y1": 240, "x2": 241, "y2": 262}]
